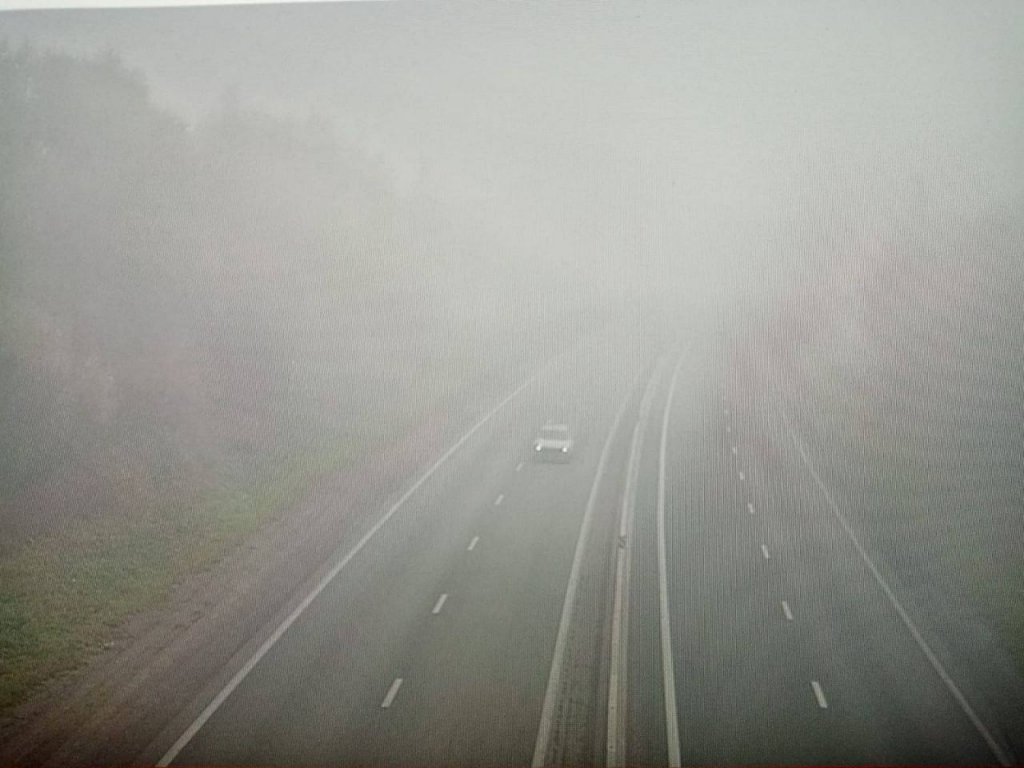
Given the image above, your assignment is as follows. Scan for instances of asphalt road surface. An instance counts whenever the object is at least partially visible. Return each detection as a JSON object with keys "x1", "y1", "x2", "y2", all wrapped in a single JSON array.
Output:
[
  {"x1": 625, "y1": 342, "x2": 1013, "y2": 765},
  {"x1": 154, "y1": 342, "x2": 634, "y2": 766},
  {"x1": 150, "y1": 337, "x2": 1016, "y2": 766}
]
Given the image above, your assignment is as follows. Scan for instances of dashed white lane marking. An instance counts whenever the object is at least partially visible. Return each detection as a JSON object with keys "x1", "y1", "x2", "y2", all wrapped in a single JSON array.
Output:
[
  {"x1": 494, "y1": 494, "x2": 504, "y2": 506},
  {"x1": 467, "y1": 536, "x2": 479, "y2": 551},
  {"x1": 760, "y1": 544, "x2": 770, "y2": 560},
  {"x1": 747, "y1": 502, "x2": 755, "y2": 515},
  {"x1": 724, "y1": 408, "x2": 730, "y2": 416},
  {"x1": 738, "y1": 471, "x2": 745, "y2": 481},
  {"x1": 726, "y1": 426, "x2": 731, "y2": 434},
  {"x1": 731, "y1": 446, "x2": 738, "y2": 455},
  {"x1": 811, "y1": 680, "x2": 828, "y2": 709},
  {"x1": 155, "y1": 356, "x2": 562, "y2": 766},
  {"x1": 381, "y1": 677, "x2": 404, "y2": 708},
  {"x1": 431, "y1": 593, "x2": 448, "y2": 615},
  {"x1": 516, "y1": 461, "x2": 524, "y2": 472},
  {"x1": 782, "y1": 408, "x2": 1011, "y2": 765},
  {"x1": 782, "y1": 601, "x2": 793, "y2": 621}
]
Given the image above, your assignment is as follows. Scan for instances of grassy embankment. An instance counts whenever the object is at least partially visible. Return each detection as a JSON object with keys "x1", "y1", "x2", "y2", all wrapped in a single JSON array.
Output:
[
  {"x1": 776, "y1": 249, "x2": 1024, "y2": 673},
  {"x1": 0, "y1": 437, "x2": 361, "y2": 713}
]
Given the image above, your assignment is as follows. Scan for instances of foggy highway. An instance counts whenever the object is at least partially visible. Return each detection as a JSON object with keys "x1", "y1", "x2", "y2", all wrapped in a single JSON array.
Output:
[
  {"x1": 150, "y1": 341, "x2": 634, "y2": 766},
  {"x1": 2, "y1": 3, "x2": 1023, "y2": 766},
  {"x1": 145, "y1": 337, "x2": 1013, "y2": 767}
]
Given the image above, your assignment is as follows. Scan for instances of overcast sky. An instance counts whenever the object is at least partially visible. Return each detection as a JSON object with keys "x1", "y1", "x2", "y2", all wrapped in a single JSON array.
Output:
[{"x1": 0, "y1": 1, "x2": 345, "y2": 9}]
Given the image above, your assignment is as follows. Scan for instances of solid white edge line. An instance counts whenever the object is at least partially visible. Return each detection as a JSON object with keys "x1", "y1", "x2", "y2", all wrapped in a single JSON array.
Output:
[
  {"x1": 155, "y1": 367, "x2": 550, "y2": 766},
  {"x1": 781, "y1": 408, "x2": 1012, "y2": 766},
  {"x1": 531, "y1": 374, "x2": 638, "y2": 768},
  {"x1": 381, "y1": 677, "x2": 404, "y2": 709},
  {"x1": 657, "y1": 358, "x2": 684, "y2": 767},
  {"x1": 467, "y1": 536, "x2": 479, "y2": 551},
  {"x1": 431, "y1": 593, "x2": 448, "y2": 615},
  {"x1": 811, "y1": 680, "x2": 828, "y2": 709},
  {"x1": 606, "y1": 359, "x2": 664, "y2": 767}
]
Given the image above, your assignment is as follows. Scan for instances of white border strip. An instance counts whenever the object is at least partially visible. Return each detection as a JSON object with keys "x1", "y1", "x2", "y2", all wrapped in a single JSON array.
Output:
[
  {"x1": 780, "y1": 408, "x2": 1011, "y2": 766},
  {"x1": 657, "y1": 357, "x2": 684, "y2": 767},
  {"x1": 156, "y1": 370, "x2": 546, "y2": 766},
  {"x1": 531, "y1": 375, "x2": 637, "y2": 767}
]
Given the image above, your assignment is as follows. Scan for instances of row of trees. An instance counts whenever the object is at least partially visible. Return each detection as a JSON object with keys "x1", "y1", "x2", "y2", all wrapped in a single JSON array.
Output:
[{"x1": 0, "y1": 46, "x2": 584, "y2": 548}]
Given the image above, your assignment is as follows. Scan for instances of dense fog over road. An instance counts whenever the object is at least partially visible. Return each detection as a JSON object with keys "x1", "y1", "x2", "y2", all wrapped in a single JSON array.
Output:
[
  {"x1": 9, "y1": 2, "x2": 1022, "y2": 301},
  {"x1": 6, "y1": 2, "x2": 1024, "y2": 308},
  {"x1": 1, "y1": 2, "x2": 1023, "y2": 765}
]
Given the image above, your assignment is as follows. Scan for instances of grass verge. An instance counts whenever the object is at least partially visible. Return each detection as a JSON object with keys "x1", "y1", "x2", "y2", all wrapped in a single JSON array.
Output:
[
  {"x1": 789, "y1": 358, "x2": 1024, "y2": 678},
  {"x1": 0, "y1": 441, "x2": 361, "y2": 715}
]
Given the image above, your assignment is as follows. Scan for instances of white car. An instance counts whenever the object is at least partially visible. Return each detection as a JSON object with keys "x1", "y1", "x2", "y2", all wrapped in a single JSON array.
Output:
[{"x1": 533, "y1": 423, "x2": 573, "y2": 462}]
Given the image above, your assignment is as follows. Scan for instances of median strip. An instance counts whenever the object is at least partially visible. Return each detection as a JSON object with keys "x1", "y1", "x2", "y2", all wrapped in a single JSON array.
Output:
[
  {"x1": 531, "y1": 375, "x2": 638, "y2": 768},
  {"x1": 657, "y1": 358, "x2": 685, "y2": 767},
  {"x1": 606, "y1": 359, "x2": 664, "y2": 767}
]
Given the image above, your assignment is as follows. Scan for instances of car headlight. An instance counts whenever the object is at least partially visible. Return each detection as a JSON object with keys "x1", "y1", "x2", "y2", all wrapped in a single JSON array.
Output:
[
  {"x1": 535, "y1": 444, "x2": 542, "y2": 451},
  {"x1": 561, "y1": 446, "x2": 569, "y2": 452}
]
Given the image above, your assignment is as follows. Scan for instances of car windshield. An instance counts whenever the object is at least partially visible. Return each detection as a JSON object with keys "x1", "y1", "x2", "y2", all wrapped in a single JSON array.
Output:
[{"x1": 1, "y1": 2, "x2": 1021, "y2": 767}]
